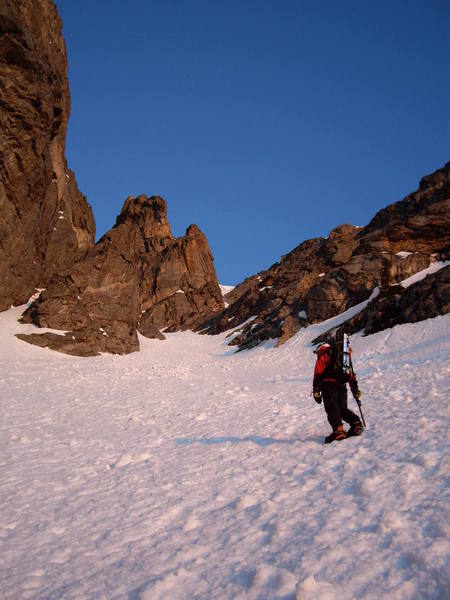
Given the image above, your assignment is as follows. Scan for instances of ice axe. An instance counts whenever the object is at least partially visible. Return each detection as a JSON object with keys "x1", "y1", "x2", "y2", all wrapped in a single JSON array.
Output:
[{"x1": 354, "y1": 397, "x2": 367, "y2": 428}]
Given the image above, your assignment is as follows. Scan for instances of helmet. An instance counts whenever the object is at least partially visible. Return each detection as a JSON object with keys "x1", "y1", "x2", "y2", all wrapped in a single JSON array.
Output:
[{"x1": 314, "y1": 342, "x2": 331, "y2": 356}]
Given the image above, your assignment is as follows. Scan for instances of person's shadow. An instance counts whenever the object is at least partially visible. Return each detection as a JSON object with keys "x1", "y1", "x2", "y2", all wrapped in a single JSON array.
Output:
[{"x1": 175, "y1": 435, "x2": 323, "y2": 446}]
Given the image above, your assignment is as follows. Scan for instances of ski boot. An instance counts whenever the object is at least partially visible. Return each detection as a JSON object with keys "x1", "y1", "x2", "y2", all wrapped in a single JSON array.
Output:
[
  {"x1": 324, "y1": 425, "x2": 347, "y2": 444},
  {"x1": 347, "y1": 421, "x2": 363, "y2": 437}
]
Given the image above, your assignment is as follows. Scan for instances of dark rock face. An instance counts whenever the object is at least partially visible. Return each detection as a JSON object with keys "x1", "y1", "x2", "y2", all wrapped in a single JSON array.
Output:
[
  {"x1": 18, "y1": 196, "x2": 224, "y2": 356},
  {"x1": 364, "y1": 265, "x2": 450, "y2": 333},
  {"x1": 312, "y1": 265, "x2": 450, "y2": 345},
  {"x1": 360, "y1": 163, "x2": 450, "y2": 254},
  {"x1": 0, "y1": 0, "x2": 95, "y2": 311},
  {"x1": 204, "y1": 162, "x2": 450, "y2": 349}
]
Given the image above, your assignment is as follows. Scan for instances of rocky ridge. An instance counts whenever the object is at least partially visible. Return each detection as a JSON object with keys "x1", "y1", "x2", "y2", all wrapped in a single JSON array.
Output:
[
  {"x1": 0, "y1": 0, "x2": 95, "y2": 311},
  {"x1": 18, "y1": 196, "x2": 224, "y2": 356},
  {"x1": 203, "y1": 162, "x2": 450, "y2": 349}
]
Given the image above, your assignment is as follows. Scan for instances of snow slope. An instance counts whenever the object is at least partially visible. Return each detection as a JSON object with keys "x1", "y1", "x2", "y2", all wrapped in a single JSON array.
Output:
[{"x1": 0, "y1": 299, "x2": 449, "y2": 599}]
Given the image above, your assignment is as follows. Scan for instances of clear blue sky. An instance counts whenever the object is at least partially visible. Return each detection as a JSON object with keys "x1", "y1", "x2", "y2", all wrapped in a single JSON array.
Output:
[{"x1": 55, "y1": 0, "x2": 450, "y2": 285}]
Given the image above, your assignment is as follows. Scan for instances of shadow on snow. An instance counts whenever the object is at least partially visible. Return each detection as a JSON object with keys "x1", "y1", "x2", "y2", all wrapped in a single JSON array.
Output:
[{"x1": 175, "y1": 435, "x2": 322, "y2": 446}]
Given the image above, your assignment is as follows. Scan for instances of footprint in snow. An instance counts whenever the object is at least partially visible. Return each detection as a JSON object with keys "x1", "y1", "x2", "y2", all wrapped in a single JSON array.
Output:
[
  {"x1": 50, "y1": 547, "x2": 71, "y2": 564},
  {"x1": 109, "y1": 452, "x2": 151, "y2": 469},
  {"x1": 296, "y1": 574, "x2": 336, "y2": 600},
  {"x1": 252, "y1": 564, "x2": 297, "y2": 596},
  {"x1": 349, "y1": 474, "x2": 384, "y2": 497},
  {"x1": 237, "y1": 495, "x2": 259, "y2": 509},
  {"x1": 183, "y1": 516, "x2": 202, "y2": 531},
  {"x1": 51, "y1": 526, "x2": 66, "y2": 536}
]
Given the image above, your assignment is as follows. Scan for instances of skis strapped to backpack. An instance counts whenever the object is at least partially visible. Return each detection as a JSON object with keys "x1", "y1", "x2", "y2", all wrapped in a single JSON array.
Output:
[
  {"x1": 342, "y1": 332, "x2": 351, "y2": 376},
  {"x1": 329, "y1": 330, "x2": 353, "y2": 382}
]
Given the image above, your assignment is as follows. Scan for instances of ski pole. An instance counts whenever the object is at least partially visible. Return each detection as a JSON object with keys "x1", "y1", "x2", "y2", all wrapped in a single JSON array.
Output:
[{"x1": 355, "y1": 398, "x2": 367, "y2": 428}]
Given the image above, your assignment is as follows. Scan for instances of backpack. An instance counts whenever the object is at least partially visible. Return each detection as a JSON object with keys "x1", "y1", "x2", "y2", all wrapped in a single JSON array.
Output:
[{"x1": 321, "y1": 331, "x2": 353, "y2": 382}]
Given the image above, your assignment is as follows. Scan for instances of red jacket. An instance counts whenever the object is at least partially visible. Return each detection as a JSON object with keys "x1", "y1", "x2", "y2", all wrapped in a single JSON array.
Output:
[{"x1": 313, "y1": 344, "x2": 359, "y2": 394}]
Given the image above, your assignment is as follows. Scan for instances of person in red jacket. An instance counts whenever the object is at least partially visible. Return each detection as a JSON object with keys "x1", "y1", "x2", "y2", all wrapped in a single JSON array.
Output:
[{"x1": 313, "y1": 341, "x2": 363, "y2": 443}]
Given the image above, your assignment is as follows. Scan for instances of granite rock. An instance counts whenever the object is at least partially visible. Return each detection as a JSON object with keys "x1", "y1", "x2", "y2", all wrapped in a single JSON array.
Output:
[
  {"x1": 0, "y1": 0, "x2": 95, "y2": 311},
  {"x1": 19, "y1": 196, "x2": 224, "y2": 355},
  {"x1": 203, "y1": 162, "x2": 450, "y2": 348}
]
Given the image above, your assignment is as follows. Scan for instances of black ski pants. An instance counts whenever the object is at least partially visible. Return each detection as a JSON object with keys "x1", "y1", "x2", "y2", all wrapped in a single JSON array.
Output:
[{"x1": 321, "y1": 381, "x2": 360, "y2": 431}]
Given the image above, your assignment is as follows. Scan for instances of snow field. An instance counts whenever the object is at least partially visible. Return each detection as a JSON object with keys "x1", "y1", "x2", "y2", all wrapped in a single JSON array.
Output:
[{"x1": 0, "y1": 303, "x2": 449, "y2": 599}]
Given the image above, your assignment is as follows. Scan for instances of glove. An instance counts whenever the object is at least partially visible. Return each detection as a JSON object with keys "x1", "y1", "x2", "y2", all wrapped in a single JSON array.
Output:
[
  {"x1": 313, "y1": 391, "x2": 322, "y2": 404},
  {"x1": 354, "y1": 390, "x2": 362, "y2": 400}
]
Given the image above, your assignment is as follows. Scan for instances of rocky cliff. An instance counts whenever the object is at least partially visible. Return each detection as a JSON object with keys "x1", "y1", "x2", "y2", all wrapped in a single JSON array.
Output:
[
  {"x1": 203, "y1": 162, "x2": 450, "y2": 349},
  {"x1": 18, "y1": 196, "x2": 224, "y2": 356},
  {"x1": 0, "y1": 0, "x2": 95, "y2": 311}
]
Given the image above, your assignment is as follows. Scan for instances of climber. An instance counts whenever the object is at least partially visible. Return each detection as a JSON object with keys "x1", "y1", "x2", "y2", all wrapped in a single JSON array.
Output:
[{"x1": 312, "y1": 335, "x2": 363, "y2": 443}]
